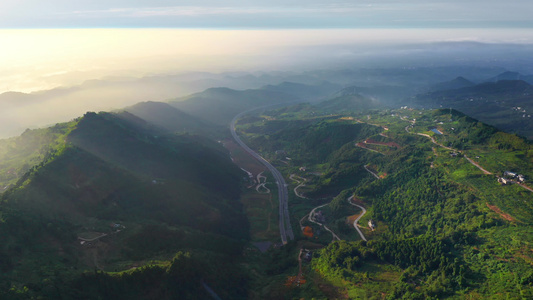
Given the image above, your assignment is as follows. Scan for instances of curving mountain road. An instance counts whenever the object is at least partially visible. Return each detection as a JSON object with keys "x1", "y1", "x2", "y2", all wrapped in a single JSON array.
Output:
[
  {"x1": 290, "y1": 174, "x2": 308, "y2": 199},
  {"x1": 308, "y1": 203, "x2": 341, "y2": 242},
  {"x1": 231, "y1": 107, "x2": 294, "y2": 244},
  {"x1": 363, "y1": 165, "x2": 381, "y2": 179},
  {"x1": 347, "y1": 195, "x2": 367, "y2": 241}
]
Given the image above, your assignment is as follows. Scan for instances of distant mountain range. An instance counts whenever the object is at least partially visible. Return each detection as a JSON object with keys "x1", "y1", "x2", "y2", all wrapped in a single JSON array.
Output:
[
  {"x1": 412, "y1": 79, "x2": 533, "y2": 138},
  {"x1": 485, "y1": 71, "x2": 533, "y2": 84},
  {"x1": 429, "y1": 76, "x2": 475, "y2": 92},
  {"x1": 315, "y1": 92, "x2": 378, "y2": 113},
  {"x1": 0, "y1": 66, "x2": 515, "y2": 139},
  {"x1": 170, "y1": 87, "x2": 299, "y2": 125},
  {"x1": 260, "y1": 81, "x2": 341, "y2": 101}
]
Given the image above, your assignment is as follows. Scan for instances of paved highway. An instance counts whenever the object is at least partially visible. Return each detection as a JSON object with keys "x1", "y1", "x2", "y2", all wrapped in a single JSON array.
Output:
[{"x1": 230, "y1": 106, "x2": 294, "y2": 244}]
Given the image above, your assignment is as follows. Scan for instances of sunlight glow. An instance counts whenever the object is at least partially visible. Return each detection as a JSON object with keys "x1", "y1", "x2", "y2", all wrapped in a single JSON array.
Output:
[{"x1": 2, "y1": 28, "x2": 533, "y2": 93}]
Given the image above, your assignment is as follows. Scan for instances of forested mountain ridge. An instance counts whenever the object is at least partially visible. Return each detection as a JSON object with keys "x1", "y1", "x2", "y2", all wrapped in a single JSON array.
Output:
[
  {"x1": 0, "y1": 121, "x2": 77, "y2": 190},
  {"x1": 0, "y1": 110, "x2": 250, "y2": 299}
]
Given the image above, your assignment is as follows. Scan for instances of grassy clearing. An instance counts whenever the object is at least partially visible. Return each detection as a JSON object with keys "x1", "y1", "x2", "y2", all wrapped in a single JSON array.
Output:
[
  {"x1": 241, "y1": 191, "x2": 279, "y2": 241},
  {"x1": 346, "y1": 263, "x2": 402, "y2": 299}
]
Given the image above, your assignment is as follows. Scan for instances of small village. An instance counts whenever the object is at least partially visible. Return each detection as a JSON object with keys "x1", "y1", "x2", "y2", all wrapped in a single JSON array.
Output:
[{"x1": 497, "y1": 171, "x2": 526, "y2": 185}]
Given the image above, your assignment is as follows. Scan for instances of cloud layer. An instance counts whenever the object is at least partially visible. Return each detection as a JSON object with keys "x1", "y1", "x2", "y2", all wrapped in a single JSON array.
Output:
[{"x1": 1, "y1": 1, "x2": 532, "y2": 28}]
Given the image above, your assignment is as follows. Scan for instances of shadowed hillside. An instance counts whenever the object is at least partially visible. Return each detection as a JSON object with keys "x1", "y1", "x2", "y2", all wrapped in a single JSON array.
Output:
[
  {"x1": 0, "y1": 111, "x2": 249, "y2": 299},
  {"x1": 123, "y1": 101, "x2": 218, "y2": 136}
]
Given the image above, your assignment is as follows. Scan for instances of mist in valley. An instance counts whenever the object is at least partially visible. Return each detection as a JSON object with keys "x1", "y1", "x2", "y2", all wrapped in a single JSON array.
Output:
[{"x1": 1, "y1": 28, "x2": 533, "y2": 138}]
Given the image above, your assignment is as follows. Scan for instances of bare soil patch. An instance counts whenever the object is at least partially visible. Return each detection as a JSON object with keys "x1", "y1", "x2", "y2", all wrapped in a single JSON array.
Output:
[{"x1": 486, "y1": 203, "x2": 516, "y2": 222}]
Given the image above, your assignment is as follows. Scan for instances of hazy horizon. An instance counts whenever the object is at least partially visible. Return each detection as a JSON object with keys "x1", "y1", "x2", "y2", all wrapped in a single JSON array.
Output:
[
  {"x1": 2, "y1": 28, "x2": 533, "y2": 94},
  {"x1": 1, "y1": 0, "x2": 533, "y2": 138}
]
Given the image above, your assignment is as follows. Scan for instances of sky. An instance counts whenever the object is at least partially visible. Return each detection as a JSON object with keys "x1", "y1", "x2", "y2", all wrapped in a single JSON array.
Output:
[
  {"x1": 1, "y1": 0, "x2": 532, "y2": 29},
  {"x1": 1, "y1": 1, "x2": 533, "y2": 94}
]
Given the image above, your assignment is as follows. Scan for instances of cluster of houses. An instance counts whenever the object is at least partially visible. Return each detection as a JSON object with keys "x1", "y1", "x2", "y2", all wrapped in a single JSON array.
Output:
[{"x1": 498, "y1": 171, "x2": 526, "y2": 185}]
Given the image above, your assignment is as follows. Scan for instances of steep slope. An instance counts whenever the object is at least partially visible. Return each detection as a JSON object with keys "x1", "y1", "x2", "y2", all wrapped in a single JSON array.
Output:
[
  {"x1": 0, "y1": 111, "x2": 249, "y2": 298},
  {"x1": 0, "y1": 122, "x2": 77, "y2": 190}
]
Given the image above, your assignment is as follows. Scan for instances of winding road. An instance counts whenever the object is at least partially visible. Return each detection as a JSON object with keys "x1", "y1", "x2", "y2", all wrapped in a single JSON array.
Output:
[
  {"x1": 405, "y1": 122, "x2": 493, "y2": 175},
  {"x1": 231, "y1": 107, "x2": 294, "y2": 244},
  {"x1": 308, "y1": 203, "x2": 341, "y2": 242},
  {"x1": 364, "y1": 165, "x2": 381, "y2": 179},
  {"x1": 290, "y1": 174, "x2": 308, "y2": 199},
  {"x1": 347, "y1": 196, "x2": 367, "y2": 241},
  {"x1": 255, "y1": 172, "x2": 270, "y2": 193}
]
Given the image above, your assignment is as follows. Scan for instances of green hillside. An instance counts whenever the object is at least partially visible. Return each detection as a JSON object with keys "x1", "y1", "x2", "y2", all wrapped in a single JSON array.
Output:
[
  {"x1": 0, "y1": 111, "x2": 249, "y2": 299},
  {"x1": 0, "y1": 122, "x2": 76, "y2": 190},
  {"x1": 233, "y1": 105, "x2": 533, "y2": 298},
  {"x1": 315, "y1": 93, "x2": 379, "y2": 113}
]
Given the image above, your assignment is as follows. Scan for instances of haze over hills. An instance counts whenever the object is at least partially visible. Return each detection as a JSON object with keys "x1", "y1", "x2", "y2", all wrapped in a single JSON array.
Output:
[
  {"x1": 170, "y1": 87, "x2": 300, "y2": 125},
  {"x1": 485, "y1": 71, "x2": 533, "y2": 84},
  {"x1": 0, "y1": 71, "x2": 290, "y2": 139},
  {"x1": 429, "y1": 76, "x2": 475, "y2": 92},
  {"x1": 123, "y1": 101, "x2": 217, "y2": 136},
  {"x1": 0, "y1": 62, "x2": 530, "y2": 140},
  {"x1": 259, "y1": 81, "x2": 341, "y2": 102},
  {"x1": 411, "y1": 79, "x2": 533, "y2": 138},
  {"x1": 315, "y1": 92, "x2": 378, "y2": 113}
]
